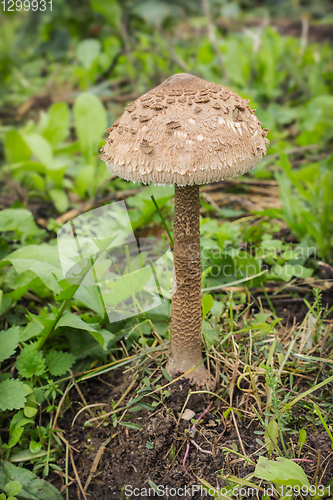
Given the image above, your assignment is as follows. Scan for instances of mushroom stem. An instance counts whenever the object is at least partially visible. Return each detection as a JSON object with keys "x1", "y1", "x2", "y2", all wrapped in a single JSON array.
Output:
[{"x1": 166, "y1": 185, "x2": 209, "y2": 387}]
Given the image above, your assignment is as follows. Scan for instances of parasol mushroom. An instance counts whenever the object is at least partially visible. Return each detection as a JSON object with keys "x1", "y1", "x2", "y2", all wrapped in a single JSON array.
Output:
[{"x1": 101, "y1": 73, "x2": 269, "y2": 387}]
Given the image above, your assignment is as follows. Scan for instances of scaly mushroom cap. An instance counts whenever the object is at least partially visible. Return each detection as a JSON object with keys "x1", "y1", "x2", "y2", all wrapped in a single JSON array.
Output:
[{"x1": 101, "y1": 73, "x2": 269, "y2": 186}]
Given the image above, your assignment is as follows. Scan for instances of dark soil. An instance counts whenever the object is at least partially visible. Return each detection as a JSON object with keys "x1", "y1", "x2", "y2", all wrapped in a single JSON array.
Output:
[{"x1": 51, "y1": 368, "x2": 333, "y2": 500}]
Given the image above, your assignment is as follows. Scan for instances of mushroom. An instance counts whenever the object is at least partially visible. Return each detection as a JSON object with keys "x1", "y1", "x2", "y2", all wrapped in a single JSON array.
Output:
[{"x1": 101, "y1": 73, "x2": 269, "y2": 387}]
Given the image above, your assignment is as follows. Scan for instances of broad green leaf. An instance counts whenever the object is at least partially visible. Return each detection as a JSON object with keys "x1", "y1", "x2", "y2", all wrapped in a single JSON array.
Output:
[
  {"x1": 20, "y1": 319, "x2": 44, "y2": 342},
  {"x1": 254, "y1": 456, "x2": 311, "y2": 489},
  {"x1": 202, "y1": 294, "x2": 214, "y2": 318},
  {"x1": 4, "y1": 130, "x2": 31, "y2": 164},
  {"x1": 49, "y1": 188, "x2": 69, "y2": 213},
  {"x1": 224, "y1": 38, "x2": 250, "y2": 87},
  {"x1": 45, "y1": 350, "x2": 75, "y2": 376},
  {"x1": 16, "y1": 345, "x2": 46, "y2": 379},
  {"x1": 41, "y1": 102, "x2": 70, "y2": 147},
  {"x1": 0, "y1": 209, "x2": 40, "y2": 241},
  {"x1": 57, "y1": 313, "x2": 113, "y2": 349},
  {"x1": 5, "y1": 244, "x2": 60, "y2": 268},
  {"x1": 9, "y1": 160, "x2": 45, "y2": 174},
  {"x1": 73, "y1": 93, "x2": 107, "y2": 165},
  {"x1": 0, "y1": 327, "x2": 20, "y2": 363},
  {"x1": 76, "y1": 39, "x2": 101, "y2": 70},
  {"x1": 74, "y1": 282, "x2": 105, "y2": 318},
  {"x1": 4, "y1": 245, "x2": 63, "y2": 294},
  {"x1": 75, "y1": 165, "x2": 96, "y2": 198},
  {"x1": 0, "y1": 460, "x2": 62, "y2": 499},
  {"x1": 0, "y1": 379, "x2": 27, "y2": 411},
  {"x1": 23, "y1": 134, "x2": 53, "y2": 169}
]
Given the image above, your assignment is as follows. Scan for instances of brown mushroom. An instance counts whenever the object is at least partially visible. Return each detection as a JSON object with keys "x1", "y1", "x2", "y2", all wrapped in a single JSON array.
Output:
[{"x1": 101, "y1": 73, "x2": 269, "y2": 387}]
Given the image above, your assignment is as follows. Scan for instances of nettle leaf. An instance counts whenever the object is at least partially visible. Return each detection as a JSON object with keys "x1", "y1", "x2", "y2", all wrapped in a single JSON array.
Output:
[
  {"x1": 0, "y1": 460, "x2": 62, "y2": 500},
  {"x1": 0, "y1": 326, "x2": 21, "y2": 363},
  {"x1": 16, "y1": 345, "x2": 46, "y2": 379},
  {"x1": 0, "y1": 379, "x2": 27, "y2": 411},
  {"x1": 45, "y1": 351, "x2": 75, "y2": 376}
]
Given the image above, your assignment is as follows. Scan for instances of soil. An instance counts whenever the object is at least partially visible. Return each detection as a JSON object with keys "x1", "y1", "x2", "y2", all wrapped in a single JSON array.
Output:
[{"x1": 50, "y1": 366, "x2": 333, "y2": 500}]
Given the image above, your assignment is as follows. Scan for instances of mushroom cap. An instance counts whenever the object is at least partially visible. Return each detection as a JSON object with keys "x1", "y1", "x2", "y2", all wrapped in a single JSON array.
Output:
[{"x1": 101, "y1": 73, "x2": 269, "y2": 186}]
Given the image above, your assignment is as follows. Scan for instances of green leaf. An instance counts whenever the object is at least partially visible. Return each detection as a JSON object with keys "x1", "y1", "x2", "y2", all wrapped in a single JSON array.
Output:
[
  {"x1": 0, "y1": 327, "x2": 20, "y2": 363},
  {"x1": 5, "y1": 481, "x2": 22, "y2": 496},
  {"x1": 4, "y1": 245, "x2": 62, "y2": 294},
  {"x1": 298, "y1": 428, "x2": 307, "y2": 446},
  {"x1": 75, "y1": 165, "x2": 96, "y2": 198},
  {"x1": 127, "y1": 185, "x2": 174, "y2": 230},
  {"x1": 264, "y1": 419, "x2": 279, "y2": 458},
  {"x1": 4, "y1": 130, "x2": 31, "y2": 164},
  {"x1": 90, "y1": 0, "x2": 121, "y2": 27},
  {"x1": 0, "y1": 379, "x2": 27, "y2": 411},
  {"x1": 16, "y1": 345, "x2": 46, "y2": 379},
  {"x1": 8, "y1": 427, "x2": 24, "y2": 448},
  {"x1": 49, "y1": 188, "x2": 69, "y2": 213},
  {"x1": 45, "y1": 351, "x2": 75, "y2": 376},
  {"x1": 57, "y1": 313, "x2": 113, "y2": 349},
  {"x1": 29, "y1": 441, "x2": 42, "y2": 455},
  {"x1": 119, "y1": 422, "x2": 142, "y2": 431},
  {"x1": 20, "y1": 319, "x2": 44, "y2": 342},
  {"x1": 0, "y1": 209, "x2": 40, "y2": 241},
  {"x1": 254, "y1": 456, "x2": 311, "y2": 489},
  {"x1": 74, "y1": 285, "x2": 105, "y2": 318},
  {"x1": 73, "y1": 93, "x2": 107, "y2": 165},
  {"x1": 23, "y1": 134, "x2": 53, "y2": 169},
  {"x1": 312, "y1": 95, "x2": 333, "y2": 124},
  {"x1": 0, "y1": 460, "x2": 62, "y2": 500},
  {"x1": 23, "y1": 390, "x2": 38, "y2": 418},
  {"x1": 202, "y1": 321, "x2": 219, "y2": 346},
  {"x1": 132, "y1": 1, "x2": 173, "y2": 25},
  {"x1": 202, "y1": 294, "x2": 214, "y2": 318},
  {"x1": 76, "y1": 39, "x2": 101, "y2": 70},
  {"x1": 41, "y1": 102, "x2": 70, "y2": 147}
]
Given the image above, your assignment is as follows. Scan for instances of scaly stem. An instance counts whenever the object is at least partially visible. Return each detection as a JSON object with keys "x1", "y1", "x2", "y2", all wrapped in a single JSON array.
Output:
[{"x1": 167, "y1": 185, "x2": 208, "y2": 386}]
